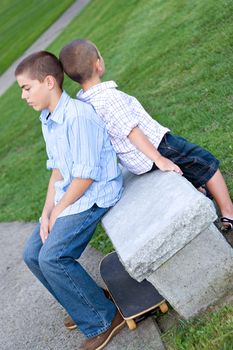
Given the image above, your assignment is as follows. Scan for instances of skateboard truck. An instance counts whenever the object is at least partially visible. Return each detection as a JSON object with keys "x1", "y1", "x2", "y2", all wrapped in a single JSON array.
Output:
[{"x1": 100, "y1": 251, "x2": 168, "y2": 330}]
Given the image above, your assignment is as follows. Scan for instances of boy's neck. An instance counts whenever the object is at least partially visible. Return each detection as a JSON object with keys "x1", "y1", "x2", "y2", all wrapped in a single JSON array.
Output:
[
  {"x1": 48, "y1": 89, "x2": 63, "y2": 112},
  {"x1": 82, "y1": 76, "x2": 102, "y2": 92}
]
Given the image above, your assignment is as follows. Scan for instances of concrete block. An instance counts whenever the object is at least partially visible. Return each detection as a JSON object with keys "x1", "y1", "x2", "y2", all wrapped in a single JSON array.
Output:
[
  {"x1": 147, "y1": 224, "x2": 233, "y2": 319},
  {"x1": 102, "y1": 170, "x2": 217, "y2": 281}
]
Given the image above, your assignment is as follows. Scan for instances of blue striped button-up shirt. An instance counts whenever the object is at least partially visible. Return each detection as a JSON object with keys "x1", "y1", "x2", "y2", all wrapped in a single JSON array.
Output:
[{"x1": 40, "y1": 91, "x2": 123, "y2": 217}]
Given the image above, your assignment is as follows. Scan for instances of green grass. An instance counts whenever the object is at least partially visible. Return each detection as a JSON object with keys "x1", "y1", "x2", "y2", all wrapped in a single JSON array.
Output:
[
  {"x1": 0, "y1": 1, "x2": 233, "y2": 348},
  {"x1": 1, "y1": 0, "x2": 233, "y2": 220},
  {"x1": 162, "y1": 303, "x2": 233, "y2": 350},
  {"x1": 0, "y1": 0, "x2": 74, "y2": 74}
]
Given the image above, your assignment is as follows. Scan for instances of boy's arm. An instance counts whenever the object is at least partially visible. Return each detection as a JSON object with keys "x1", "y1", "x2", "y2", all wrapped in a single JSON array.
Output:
[
  {"x1": 128, "y1": 127, "x2": 183, "y2": 174},
  {"x1": 48, "y1": 177, "x2": 93, "y2": 232},
  {"x1": 106, "y1": 94, "x2": 181, "y2": 173},
  {"x1": 40, "y1": 168, "x2": 63, "y2": 243}
]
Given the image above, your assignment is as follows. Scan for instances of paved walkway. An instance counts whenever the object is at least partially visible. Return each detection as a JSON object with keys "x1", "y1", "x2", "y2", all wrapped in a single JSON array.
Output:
[
  {"x1": 0, "y1": 222, "x2": 165, "y2": 350},
  {"x1": 0, "y1": 0, "x2": 91, "y2": 96}
]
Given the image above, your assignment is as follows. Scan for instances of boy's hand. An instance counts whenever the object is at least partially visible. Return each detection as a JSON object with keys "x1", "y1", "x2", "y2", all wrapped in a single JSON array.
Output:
[
  {"x1": 128, "y1": 128, "x2": 183, "y2": 175},
  {"x1": 48, "y1": 205, "x2": 62, "y2": 233},
  {"x1": 155, "y1": 156, "x2": 183, "y2": 174},
  {"x1": 40, "y1": 215, "x2": 50, "y2": 243},
  {"x1": 39, "y1": 207, "x2": 61, "y2": 243},
  {"x1": 48, "y1": 209, "x2": 58, "y2": 233}
]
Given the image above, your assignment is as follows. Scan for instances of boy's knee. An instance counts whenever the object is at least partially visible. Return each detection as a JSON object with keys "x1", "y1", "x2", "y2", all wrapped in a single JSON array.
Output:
[
  {"x1": 23, "y1": 224, "x2": 42, "y2": 267},
  {"x1": 38, "y1": 248, "x2": 57, "y2": 274},
  {"x1": 22, "y1": 243, "x2": 35, "y2": 268}
]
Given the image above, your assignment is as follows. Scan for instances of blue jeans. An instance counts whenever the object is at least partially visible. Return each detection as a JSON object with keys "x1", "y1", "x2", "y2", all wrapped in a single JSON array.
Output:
[
  {"x1": 157, "y1": 133, "x2": 219, "y2": 188},
  {"x1": 23, "y1": 204, "x2": 116, "y2": 338}
]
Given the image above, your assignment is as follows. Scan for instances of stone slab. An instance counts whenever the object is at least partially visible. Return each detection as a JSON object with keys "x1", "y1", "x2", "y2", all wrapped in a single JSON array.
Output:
[
  {"x1": 0, "y1": 222, "x2": 164, "y2": 350},
  {"x1": 102, "y1": 170, "x2": 217, "y2": 281},
  {"x1": 147, "y1": 224, "x2": 233, "y2": 319}
]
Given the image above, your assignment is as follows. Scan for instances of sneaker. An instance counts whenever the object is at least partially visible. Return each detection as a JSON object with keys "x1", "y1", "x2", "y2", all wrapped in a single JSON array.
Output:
[
  {"x1": 64, "y1": 314, "x2": 78, "y2": 330},
  {"x1": 64, "y1": 289, "x2": 112, "y2": 330},
  {"x1": 79, "y1": 310, "x2": 125, "y2": 350}
]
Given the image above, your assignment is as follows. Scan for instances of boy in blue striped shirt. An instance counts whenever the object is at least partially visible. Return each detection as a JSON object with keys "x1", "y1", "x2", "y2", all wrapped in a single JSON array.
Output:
[{"x1": 15, "y1": 51, "x2": 125, "y2": 350}]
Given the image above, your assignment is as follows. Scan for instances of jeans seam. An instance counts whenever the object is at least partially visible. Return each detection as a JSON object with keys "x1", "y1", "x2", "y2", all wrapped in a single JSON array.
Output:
[
  {"x1": 87, "y1": 322, "x2": 113, "y2": 338},
  {"x1": 58, "y1": 261, "x2": 110, "y2": 330},
  {"x1": 160, "y1": 145, "x2": 188, "y2": 162}
]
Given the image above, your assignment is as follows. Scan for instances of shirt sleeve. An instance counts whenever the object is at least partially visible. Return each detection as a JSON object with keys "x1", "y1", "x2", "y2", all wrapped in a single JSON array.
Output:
[
  {"x1": 42, "y1": 127, "x2": 59, "y2": 170},
  {"x1": 46, "y1": 158, "x2": 58, "y2": 170},
  {"x1": 106, "y1": 94, "x2": 139, "y2": 138},
  {"x1": 68, "y1": 114, "x2": 104, "y2": 181}
]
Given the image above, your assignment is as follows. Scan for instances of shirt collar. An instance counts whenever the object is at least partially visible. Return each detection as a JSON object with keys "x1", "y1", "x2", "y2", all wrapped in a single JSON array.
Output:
[
  {"x1": 77, "y1": 81, "x2": 118, "y2": 102},
  {"x1": 40, "y1": 91, "x2": 70, "y2": 125}
]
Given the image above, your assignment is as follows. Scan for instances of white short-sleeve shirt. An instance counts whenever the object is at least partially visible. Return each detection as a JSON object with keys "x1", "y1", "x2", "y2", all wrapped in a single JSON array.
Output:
[{"x1": 77, "y1": 81, "x2": 169, "y2": 175}]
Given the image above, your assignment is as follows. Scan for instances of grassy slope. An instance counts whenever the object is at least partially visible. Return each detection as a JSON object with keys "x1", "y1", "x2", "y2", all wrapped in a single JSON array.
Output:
[
  {"x1": 1, "y1": 0, "x2": 232, "y2": 221},
  {"x1": 163, "y1": 303, "x2": 233, "y2": 350},
  {"x1": 0, "y1": 1, "x2": 233, "y2": 347},
  {"x1": 0, "y1": 0, "x2": 74, "y2": 74}
]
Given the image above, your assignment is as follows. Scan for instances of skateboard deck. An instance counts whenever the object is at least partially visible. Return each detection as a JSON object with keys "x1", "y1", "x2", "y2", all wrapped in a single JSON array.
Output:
[{"x1": 100, "y1": 251, "x2": 168, "y2": 330}]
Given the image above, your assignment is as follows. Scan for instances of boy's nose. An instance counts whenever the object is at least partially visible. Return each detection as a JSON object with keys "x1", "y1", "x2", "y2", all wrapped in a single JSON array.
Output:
[{"x1": 21, "y1": 90, "x2": 27, "y2": 100}]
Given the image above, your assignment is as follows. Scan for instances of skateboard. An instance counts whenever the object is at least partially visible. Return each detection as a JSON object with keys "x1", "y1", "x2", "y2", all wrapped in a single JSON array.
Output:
[{"x1": 100, "y1": 251, "x2": 168, "y2": 330}]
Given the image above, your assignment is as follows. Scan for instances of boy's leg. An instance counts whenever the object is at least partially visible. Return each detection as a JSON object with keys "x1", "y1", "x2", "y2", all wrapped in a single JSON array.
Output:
[
  {"x1": 37, "y1": 204, "x2": 118, "y2": 339},
  {"x1": 206, "y1": 169, "x2": 233, "y2": 220},
  {"x1": 158, "y1": 133, "x2": 219, "y2": 188},
  {"x1": 158, "y1": 133, "x2": 233, "y2": 222},
  {"x1": 23, "y1": 223, "x2": 60, "y2": 300}
]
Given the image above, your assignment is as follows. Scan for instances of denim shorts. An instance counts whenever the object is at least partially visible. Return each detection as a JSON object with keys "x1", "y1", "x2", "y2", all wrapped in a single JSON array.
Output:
[{"x1": 155, "y1": 133, "x2": 219, "y2": 188}]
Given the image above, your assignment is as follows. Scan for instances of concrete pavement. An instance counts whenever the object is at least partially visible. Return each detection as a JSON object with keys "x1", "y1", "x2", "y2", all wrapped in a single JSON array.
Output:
[{"x1": 0, "y1": 222, "x2": 165, "y2": 350}]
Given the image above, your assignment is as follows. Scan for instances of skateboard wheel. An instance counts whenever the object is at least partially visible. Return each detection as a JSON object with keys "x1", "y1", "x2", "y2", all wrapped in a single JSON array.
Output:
[
  {"x1": 159, "y1": 302, "x2": 169, "y2": 313},
  {"x1": 126, "y1": 319, "x2": 137, "y2": 330}
]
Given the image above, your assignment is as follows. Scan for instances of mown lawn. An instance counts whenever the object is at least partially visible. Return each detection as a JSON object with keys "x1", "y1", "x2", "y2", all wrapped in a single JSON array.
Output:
[
  {"x1": 0, "y1": 0, "x2": 74, "y2": 74},
  {"x1": 162, "y1": 303, "x2": 233, "y2": 350},
  {"x1": 0, "y1": 1, "x2": 233, "y2": 348},
  {"x1": 1, "y1": 0, "x2": 233, "y2": 221}
]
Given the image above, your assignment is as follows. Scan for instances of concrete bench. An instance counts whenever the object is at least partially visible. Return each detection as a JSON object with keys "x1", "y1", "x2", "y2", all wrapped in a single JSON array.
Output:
[{"x1": 102, "y1": 169, "x2": 233, "y2": 319}]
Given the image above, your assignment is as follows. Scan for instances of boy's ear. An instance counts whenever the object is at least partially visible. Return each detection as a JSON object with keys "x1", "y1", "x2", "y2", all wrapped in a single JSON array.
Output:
[
  {"x1": 45, "y1": 75, "x2": 56, "y2": 90},
  {"x1": 96, "y1": 58, "x2": 103, "y2": 74}
]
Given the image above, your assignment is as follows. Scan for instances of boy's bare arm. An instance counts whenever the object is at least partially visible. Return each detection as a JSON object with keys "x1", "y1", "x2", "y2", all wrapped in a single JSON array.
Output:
[
  {"x1": 48, "y1": 177, "x2": 94, "y2": 232},
  {"x1": 128, "y1": 127, "x2": 183, "y2": 174}
]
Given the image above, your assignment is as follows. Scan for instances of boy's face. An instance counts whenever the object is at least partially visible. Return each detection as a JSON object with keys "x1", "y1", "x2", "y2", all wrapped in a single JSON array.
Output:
[{"x1": 16, "y1": 73, "x2": 51, "y2": 111}]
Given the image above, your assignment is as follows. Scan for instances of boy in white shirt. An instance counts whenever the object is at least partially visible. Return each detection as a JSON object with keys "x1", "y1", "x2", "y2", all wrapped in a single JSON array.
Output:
[{"x1": 59, "y1": 39, "x2": 233, "y2": 235}]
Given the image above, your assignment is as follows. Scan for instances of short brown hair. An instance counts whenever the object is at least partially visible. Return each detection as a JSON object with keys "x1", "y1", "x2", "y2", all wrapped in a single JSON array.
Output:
[
  {"x1": 59, "y1": 39, "x2": 100, "y2": 84},
  {"x1": 15, "y1": 51, "x2": 64, "y2": 88}
]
